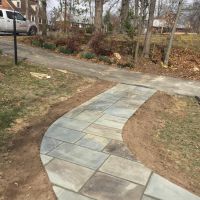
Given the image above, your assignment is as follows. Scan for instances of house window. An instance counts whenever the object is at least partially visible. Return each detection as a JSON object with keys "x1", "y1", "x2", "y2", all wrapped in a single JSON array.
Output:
[
  {"x1": 31, "y1": 15, "x2": 35, "y2": 21},
  {"x1": 39, "y1": 18, "x2": 42, "y2": 24},
  {"x1": 0, "y1": 0, "x2": 2, "y2": 5},
  {"x1": 17, "y1": 2, "x2": 20, "y2": 8}
]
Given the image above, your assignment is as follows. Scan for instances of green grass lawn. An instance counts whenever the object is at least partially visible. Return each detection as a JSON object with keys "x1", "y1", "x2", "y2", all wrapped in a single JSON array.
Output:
[{"x1": 0, "y1": 55, "x2": 93, "y2": 151}]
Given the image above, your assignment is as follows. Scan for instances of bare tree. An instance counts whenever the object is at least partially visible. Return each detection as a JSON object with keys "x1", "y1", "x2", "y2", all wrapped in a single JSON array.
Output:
[
  {"x1": 89, "y1": 0, "x2": 93, "y2": 20},
  {"x1": 164, "y1": 0, "x2": 183, "y2": 66},
  {"x1": 133, "y1": 0, "x2": 139, "y2": 28},
  {"x1": 94, "y1": 0, "x2": 104, "y2": 32},
  {"x1": 63, "y1": 0, "x2": 67, "y2": 32},
  {"x1": 134, "y1": 0, "x2": 144, "y2": 64},
  {"x1": 120, "y1": 0, "x2": 129, "y2": 32},
  {"x1": 25, "y1": 0, "x2": 30, "y2": 20},
  {"x1": 188, "y1": 0, "x2": 200, "y2": 34},
  {"x1": 157, "y1": 0, "x2": 162, "y2": 17},
  {"x1": 35, "y1": 0, "x2": 40, "y2": 31},
  {"x1": 134, "y1": 0, "x2": 148, "y2": 63},
  {"x1": 49, "y1": 7, "x2": 60, "y2": 30},
  {"x1": 41, "y1": 0, "x2": 47, "y2": 37},
  {"x1": 143, "y1": 0, "x2": 156, "y2": 58}
]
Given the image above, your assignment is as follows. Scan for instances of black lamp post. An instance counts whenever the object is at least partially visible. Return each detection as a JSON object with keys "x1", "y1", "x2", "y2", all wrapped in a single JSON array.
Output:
[{"x1": 13, "y1": 10, "x2": 18, "y2": 65}]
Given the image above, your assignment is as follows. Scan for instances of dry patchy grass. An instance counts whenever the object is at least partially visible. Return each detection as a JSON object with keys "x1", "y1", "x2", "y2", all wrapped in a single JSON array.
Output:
[{"x1": 0, "y1": 55, "x2": 94, "y2": 151}]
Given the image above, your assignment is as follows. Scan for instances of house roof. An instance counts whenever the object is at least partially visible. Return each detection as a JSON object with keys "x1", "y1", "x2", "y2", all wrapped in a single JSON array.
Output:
[
  {"x1": 11, "y1": 0, "x2": 36, "y2": 15},
  {"x1": 6, "y1": 0, "x2": 42, "y2": 17}
]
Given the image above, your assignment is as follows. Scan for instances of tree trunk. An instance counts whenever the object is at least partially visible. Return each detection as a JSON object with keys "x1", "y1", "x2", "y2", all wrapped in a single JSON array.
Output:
[
  {"x1": 35, "y1": 0, "x2": 39, "y2": 31},
  {"x1": 89, "y1": 0, "x2": 92, "y2": 19},
  {"x1": 25, "y1": 0, "x2": 29, "y2": 20},
  {"x1": 41, "y1": 0, "x2": 47, "y2": 37},
  {"x1": 134, "y1": 0, "x2": 143, "y2": 64},
  {"x1": 63, "y1": 0, "x2": 67, "y2": 32},
  {"x1": 94, "y1": 0, "x2": 103, "y2": 32},
  {"x1": 134, "y1": 0, "x2": 139, "y2": 27},
  {"x1": 157, "y1": 0, "x2": 162, "y2": 17},
  {"x1": 69, "y1": 0, "x2": 72, "y2": 26},
  {"x1": 120, "y1": 0, "x2": 129, "y2": 32},
  {"x1": 164, "y1": 0, "x2": 183, "y2": 66},
  {"x1": 143, "y1": 0, "x2": 156, "y2": 58}
]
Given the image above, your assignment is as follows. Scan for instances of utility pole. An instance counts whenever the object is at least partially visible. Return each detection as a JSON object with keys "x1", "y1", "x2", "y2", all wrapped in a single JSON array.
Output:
[{"x1": 13, "y1": 10, "x2": 18, "y2": 65}]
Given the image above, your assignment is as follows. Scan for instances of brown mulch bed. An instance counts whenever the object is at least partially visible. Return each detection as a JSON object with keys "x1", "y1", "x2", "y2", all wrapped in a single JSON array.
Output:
[
  {"x1": 132, "y1": 48, "x2": 200, "y2": 81},
  {"x1": 0, "y1": 80, "x2": 114, "y2": 200},
  {"x1": 123, "y1": 91, "x2": 200, "y2": 196}
]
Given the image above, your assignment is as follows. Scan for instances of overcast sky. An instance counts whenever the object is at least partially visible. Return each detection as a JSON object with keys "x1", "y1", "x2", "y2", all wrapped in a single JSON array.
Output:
[{"x1": 47, "y1": 0, "x2": 195, "y2": 15}]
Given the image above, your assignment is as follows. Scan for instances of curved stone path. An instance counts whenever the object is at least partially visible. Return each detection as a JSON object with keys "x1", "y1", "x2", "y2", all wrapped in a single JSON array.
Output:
[{"x1": 40, "y1": 84, "x2": 200, "y2": 200}]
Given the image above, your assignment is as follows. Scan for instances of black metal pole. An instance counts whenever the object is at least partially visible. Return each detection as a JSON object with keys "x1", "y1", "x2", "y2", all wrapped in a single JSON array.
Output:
[{"x1": 13, "y1": 10, "x2": 18, "y2": 65}]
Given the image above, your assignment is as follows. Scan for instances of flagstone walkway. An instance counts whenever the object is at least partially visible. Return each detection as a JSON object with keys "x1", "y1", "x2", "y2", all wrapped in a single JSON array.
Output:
[{"x1": 40, "y1": 84, "x2": 200, "y2": 200}]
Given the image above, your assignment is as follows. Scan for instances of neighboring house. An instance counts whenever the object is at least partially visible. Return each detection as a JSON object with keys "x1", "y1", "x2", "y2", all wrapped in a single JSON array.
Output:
[
  {"x1": 54, "y1": 13, "x2": 93, "y2": 31},
  {"x1": 153, "y1": 18, "x2": 168, "y2": 33},
  {"x1": 0, "y1": 0, "x2": 13, "y2": 9},
  {"x1": 53, "y1": 1, "x2": 94, "y2": 31},
  {"x1": 0, "y1": 0, "x2": 43, "y2": 28},
  {"x1": 153, "y1": 18, "x2": 188, "y2": 33}
]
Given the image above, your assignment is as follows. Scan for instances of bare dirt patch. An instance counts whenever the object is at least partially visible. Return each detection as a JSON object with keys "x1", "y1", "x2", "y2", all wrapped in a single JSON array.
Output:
[
  {"x1": 123, "y1": 92, "x2": 200, "y2": 196},
  {"x1": 0, "y1": 80, "x2": 114, "y2": 200}
]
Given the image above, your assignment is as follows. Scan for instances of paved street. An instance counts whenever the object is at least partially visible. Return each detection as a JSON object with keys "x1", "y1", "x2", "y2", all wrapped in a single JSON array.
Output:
[{"x1": 0, "y1": 38, "x2": 200, "y2": 96}]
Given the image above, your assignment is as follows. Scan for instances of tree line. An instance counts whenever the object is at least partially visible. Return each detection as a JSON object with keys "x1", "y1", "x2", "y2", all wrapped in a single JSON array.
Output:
[{"x1": 25, "y1": 0, "x2": 199, "y2": 66}]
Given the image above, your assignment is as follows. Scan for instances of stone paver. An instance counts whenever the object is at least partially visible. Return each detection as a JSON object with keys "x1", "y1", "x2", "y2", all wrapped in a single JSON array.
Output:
[
  {"x1": 73, "y1": 110, "x2": 103, "y2": 123},
  {"x1": 95, "y1": 114, "x2": 127, "y2": 129},
  {"x1": 40, "y1": 154, "x2": 53, "y2": 165},
  {"x1": 99, "y1": 155, "x2": 152, "y2": 185},
  {"x1": 54, "y1": 117, "x2": 91, "y2": 131},
  {"x1": 48, "y1": 142, "x2": 109, "y2": 170},
  {"x1": 81, "y1": 172, "x2": 144, "y2": 200},
  {"x1": 96, "y1": 93, "x2": 121, "y2": 103},
  {"x1": 46, "y1": 158, "x2": 94, "y2": 192},
  {"x1": 144, "y1": 173, "x2": 200, "y2": 200},
  {"x1": 76, "y1": 134, "x2": 110, "y2": 151},
  {"x1": 45, "y1": 125, "x2": 84, "y2": 143},
  {"x1": 142, "y1": 195, "x2": 157, "y2": 200},
  {"x1": 40, "y1": 137, "x2": 62, "y2": 154},
  {"x1": 84, "y1": 123, "x2": 122, "y2": 141},
  {"x1": 103, "y1": 140, "x2": 135, "y2": 160},
  {"x1": 39, "y1": 84, "x2": 200, "y2": 200},
  {"x1": 53, "y1": 186, "x2": 93, "y2": 200},
  {"x1": 63, "y1": 107, "x2": 85, "y2": 118},
  {"x1": 87, "y1": 100, "x2": 113, "y2": 111},
  {"x1": 104, "y1": 105, "x2": 136, "y2": 118}
]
